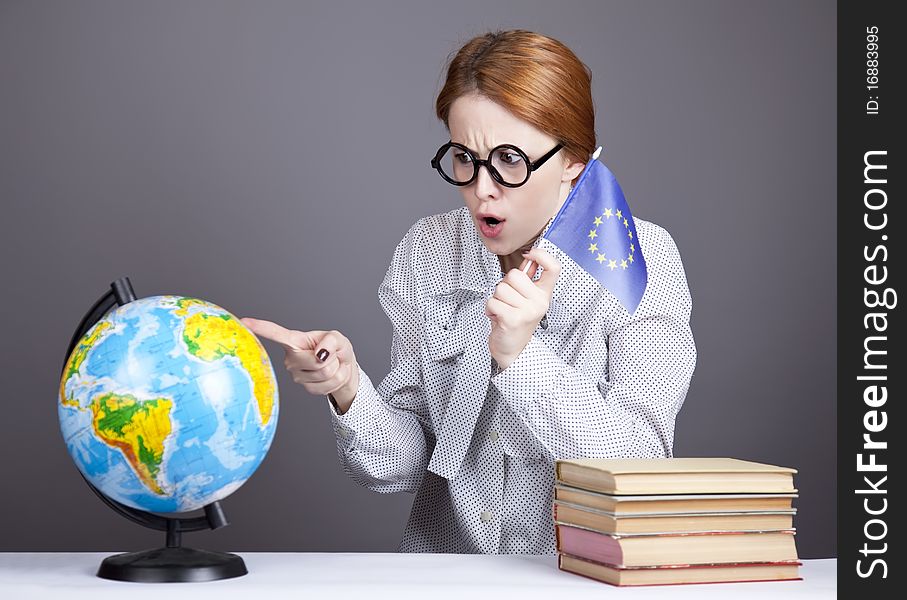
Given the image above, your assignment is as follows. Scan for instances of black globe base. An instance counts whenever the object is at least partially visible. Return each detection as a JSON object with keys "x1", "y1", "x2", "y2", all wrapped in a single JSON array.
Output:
[{"x1": 97, "y1": 546, "x2": 247, "y2": 583}]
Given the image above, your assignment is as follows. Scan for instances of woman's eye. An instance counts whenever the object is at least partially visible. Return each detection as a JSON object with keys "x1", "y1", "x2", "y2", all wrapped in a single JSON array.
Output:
[
  {"x1": 453, "y1": 152, "x2": 472, "y2": 164},
  {"x1": 497, "y1": 150, "x2": 523, "y2": 166}
]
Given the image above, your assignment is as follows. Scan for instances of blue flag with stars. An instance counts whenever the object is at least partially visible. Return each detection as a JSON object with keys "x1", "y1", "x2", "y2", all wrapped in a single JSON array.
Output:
[{"x1": 544, "y1": 149, "x2": 648, "y2": 314}]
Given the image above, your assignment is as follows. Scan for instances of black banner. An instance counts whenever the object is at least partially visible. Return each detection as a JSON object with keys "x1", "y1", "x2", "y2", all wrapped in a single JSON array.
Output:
[{"x1": 838, "y1": 0, "x2": 904, "y2": 596}]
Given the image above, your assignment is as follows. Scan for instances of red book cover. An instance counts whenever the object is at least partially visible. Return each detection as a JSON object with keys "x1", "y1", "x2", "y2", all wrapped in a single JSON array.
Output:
[{"x1": 555, "y1": 523, "x2": 798, "y2": 567}]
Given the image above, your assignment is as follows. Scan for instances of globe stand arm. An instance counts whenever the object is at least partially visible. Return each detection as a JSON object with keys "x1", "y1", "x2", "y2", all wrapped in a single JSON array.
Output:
[
  {"x1": 81, "y1": 472, "x2": 225, "y2": 533},
  {"x1": 63, "y1": 277, "x2": 137, "y2": 366}
]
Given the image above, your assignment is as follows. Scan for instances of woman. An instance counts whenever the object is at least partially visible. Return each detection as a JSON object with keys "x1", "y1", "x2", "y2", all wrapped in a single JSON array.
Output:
[{"x1": 242, "y1": 29, "x2": 696, "y2": 554}]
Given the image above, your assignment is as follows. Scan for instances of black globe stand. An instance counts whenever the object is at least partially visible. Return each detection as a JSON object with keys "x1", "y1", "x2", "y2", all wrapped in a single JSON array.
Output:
[{"x1": 63, "y1": 277, "x2": 247, "y2": 582}]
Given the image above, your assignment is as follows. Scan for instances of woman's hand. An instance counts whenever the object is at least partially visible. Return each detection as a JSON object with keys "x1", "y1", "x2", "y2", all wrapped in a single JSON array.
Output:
[
  {"x1": 485, "y1": 247, "x2": 561, "y2": 370},
  {"x1": 240, "y1": 317, "x2": 360, "y2": 413}
]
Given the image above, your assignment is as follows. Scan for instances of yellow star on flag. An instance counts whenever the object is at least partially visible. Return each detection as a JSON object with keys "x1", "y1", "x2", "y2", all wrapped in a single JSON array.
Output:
[
  {"x1": 596, "y1": 253, "x2": 606, "y2": 264},
  {"x1": 588, "y1": 229, "x2": 598, "y2": 240},
  {"x1": 588, "y1": 242, "x2": 598, "y2": 253},
  {"x1": 593, "y1": 216, "x2": 603, "y2": 226}
]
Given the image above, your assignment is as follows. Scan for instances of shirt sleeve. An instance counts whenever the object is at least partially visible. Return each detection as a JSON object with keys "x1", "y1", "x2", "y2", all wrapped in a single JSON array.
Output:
[
  {"x1": 490, "y1": 226, "x2": 697, "y2": 461},
  {"x1": 327, "y1": 228, "x2": 430, "y2": 494}
]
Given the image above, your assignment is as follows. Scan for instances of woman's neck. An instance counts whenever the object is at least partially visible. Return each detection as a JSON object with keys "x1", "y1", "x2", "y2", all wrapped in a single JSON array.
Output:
[
  {"x1": 498, "y1": 219, "x2": 551, "y2": 273},
  {"x1": 498, "y1": 251, "x2": 525, "y2": 273}
]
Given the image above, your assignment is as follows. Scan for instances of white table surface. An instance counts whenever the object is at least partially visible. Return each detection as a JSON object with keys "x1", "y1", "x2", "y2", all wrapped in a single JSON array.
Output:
[{"x1": 0, "y1": 552, "x2": 836, "y2": 599}]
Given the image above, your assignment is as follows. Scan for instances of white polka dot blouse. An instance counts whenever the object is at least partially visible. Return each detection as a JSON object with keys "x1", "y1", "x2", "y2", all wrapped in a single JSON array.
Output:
[{"x1": 328, "y1": 206, "x2": 697, "y2": 554}]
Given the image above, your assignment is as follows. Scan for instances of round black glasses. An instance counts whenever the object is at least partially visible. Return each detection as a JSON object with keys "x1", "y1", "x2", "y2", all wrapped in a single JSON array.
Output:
[{"x1": 430, "y1": 141, "x2": 564, "y2": 188}]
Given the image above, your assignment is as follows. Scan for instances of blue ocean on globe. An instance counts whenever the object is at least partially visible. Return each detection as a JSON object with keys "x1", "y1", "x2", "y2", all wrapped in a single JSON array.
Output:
[{"x1": 59, "y1": 295, "x2": 279, "y2": 513}]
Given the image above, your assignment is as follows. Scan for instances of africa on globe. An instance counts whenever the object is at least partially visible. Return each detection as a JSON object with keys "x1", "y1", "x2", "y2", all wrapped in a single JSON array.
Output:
[{"x1": 58, "y1": 295, "x2": 279, "y2": 514}]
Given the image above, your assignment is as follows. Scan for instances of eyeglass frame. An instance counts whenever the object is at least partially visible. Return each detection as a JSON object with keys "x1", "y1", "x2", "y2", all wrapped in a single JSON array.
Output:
[{"x1": 430, "y1": 141, "x2": 564, "y2": 188}]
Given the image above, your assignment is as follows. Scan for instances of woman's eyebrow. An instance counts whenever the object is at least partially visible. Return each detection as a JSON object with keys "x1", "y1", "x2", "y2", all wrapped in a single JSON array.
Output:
[
  {"x1": 451, "y1": 140, "x2": 481, "y2": 154},
  {"x1": 452, "y1": 141, "x2": 516, "y2": 156}
]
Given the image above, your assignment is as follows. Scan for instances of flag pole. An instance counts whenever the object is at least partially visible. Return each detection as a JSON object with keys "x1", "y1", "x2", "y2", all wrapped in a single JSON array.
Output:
[{"x1": 521, "y1": 146, "x2": 603, "y2": 275}]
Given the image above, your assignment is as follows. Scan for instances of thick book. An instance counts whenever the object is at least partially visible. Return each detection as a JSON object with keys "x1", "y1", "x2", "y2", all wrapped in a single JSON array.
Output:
[
  {"x1": 553, "y1": 500, "x2": 795, "y2": 534},
  {"x1": 555, "y1": 523, "x2": 799, "y2": 567},
  {"x1": 555, "y1": 483, "x2": 798, "y2": 514},
  {"x1": 558, "y1": 553, "x2": 803, "y2": 587},
  {"x1": 555, "y1": 457, "x2": 797, "y2": 495}
]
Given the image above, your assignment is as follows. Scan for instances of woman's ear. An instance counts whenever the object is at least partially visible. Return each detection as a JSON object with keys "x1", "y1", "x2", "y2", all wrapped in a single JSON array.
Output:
[{"x1": 562, "y1": 159, "x2": 586, "y2": 183}]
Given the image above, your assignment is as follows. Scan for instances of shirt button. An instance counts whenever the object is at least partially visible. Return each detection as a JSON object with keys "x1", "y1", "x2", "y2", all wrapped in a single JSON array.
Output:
[
  {"x1": 489, "y1": 430, "x2": 499, "y2": 442},
  {"x1": 480, "y1": 511, "x2": 493, "y2": 523}
]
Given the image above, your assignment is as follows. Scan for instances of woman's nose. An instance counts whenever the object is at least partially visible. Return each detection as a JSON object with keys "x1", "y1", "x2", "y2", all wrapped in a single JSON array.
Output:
[{"x1": 473, "y1": 164, "x2": 501, "y2": 200}]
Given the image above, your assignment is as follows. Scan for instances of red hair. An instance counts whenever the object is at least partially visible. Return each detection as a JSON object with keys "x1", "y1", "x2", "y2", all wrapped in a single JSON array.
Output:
[{"x1": 436, "y1": 29, "x2": 596, "y2": 173}]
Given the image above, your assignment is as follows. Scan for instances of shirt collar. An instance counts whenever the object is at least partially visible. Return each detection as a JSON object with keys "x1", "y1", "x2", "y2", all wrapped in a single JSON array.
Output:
[{"x1": 427, "y1": 207, "x2": 501, "y2": 296}]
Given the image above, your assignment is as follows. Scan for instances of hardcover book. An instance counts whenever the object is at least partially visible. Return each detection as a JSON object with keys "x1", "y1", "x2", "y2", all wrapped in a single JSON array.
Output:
[
  {"x1": 554, "y1": 483, "x2": 798, "y2": 514},
  {"x1": 553, "y1": 500, "x2": 795, "y2": 534},
  {"x1": 555, "y1": 523, "x2": 799, "y2": 567},
  {"x1": 558, "y1": 553, "x2": 802, "y2": 586},
  {"x1": 555, "y1": 457, "x2": 797, "y2": 495}
]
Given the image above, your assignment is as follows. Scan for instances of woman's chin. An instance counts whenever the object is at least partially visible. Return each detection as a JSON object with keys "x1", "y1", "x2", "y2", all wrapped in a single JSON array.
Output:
[
  {"x1": 475, "y1": 223, "x2": 533, "y2": 257},
  {"x1": 483, "y1": 236, "x2": 541, "y2": 259},
  {"x1": 480, "y1": 237, "x2": 516, "y2": 256}
]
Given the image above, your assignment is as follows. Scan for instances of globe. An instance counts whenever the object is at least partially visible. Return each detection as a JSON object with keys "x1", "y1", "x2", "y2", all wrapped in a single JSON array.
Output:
[{"x1": 58, "y1": 295, "x2": 279, "y2": 514}]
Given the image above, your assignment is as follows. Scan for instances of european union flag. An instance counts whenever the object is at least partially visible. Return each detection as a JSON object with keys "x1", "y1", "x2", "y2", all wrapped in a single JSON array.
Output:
[{"x1": 544, "y1": 148, "x2": 648, "y2": 314}]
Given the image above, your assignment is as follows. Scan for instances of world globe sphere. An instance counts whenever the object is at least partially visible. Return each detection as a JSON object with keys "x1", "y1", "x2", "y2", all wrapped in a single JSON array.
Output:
[{"x1": 59, "y1": 295, "x2": 279, "y2": 513}]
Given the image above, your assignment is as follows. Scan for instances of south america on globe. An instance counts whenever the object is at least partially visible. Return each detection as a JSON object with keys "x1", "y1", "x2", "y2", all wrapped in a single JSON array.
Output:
[{"x1": 59, "y1": 296, "x2": 279, "y2": 514}]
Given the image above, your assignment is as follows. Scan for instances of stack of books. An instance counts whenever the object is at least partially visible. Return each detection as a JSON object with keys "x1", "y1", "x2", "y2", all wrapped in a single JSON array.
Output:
[{"x1": 553, "y1": 457, "x2": 801, "y2": 587}]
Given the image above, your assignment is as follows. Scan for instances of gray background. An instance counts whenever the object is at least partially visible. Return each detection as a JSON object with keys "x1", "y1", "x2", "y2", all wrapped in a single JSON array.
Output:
[{"x1": 0, "y1": 0, "x2": 836, "y2": 557}]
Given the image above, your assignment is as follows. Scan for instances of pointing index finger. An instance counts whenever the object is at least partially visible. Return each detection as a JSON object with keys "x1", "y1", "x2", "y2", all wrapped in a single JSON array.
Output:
[{"x1": 241, "y1": 317, "x2": 310, "y2": 352}]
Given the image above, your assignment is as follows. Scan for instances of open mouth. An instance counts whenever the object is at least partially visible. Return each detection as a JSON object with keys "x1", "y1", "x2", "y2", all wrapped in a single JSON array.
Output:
[{"x1": 478, "y1": 215, "x2": 505, "y2": 238}]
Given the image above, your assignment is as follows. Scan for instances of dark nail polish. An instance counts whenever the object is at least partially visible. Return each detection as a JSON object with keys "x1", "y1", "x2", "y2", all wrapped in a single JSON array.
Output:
[{"x1": 316, "y1": 349, "x2": 330, "y2": 362}]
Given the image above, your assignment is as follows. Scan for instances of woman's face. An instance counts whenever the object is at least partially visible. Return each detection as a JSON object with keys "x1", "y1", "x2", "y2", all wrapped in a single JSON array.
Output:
[{"x1": 447, "y1": 92, "x2": 585, "y2": 258}]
